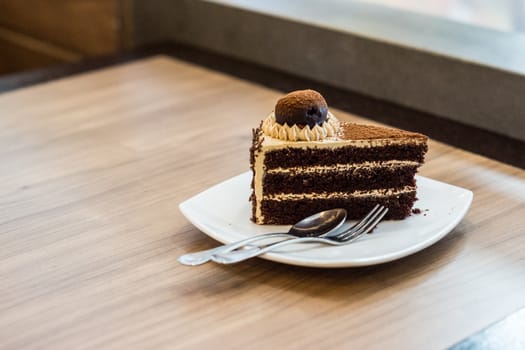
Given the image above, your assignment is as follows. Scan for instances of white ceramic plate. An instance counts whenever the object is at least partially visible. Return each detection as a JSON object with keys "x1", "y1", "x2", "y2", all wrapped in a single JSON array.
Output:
[{"x1": 179, "y1": 172, "x2": 473, "y2": 267}]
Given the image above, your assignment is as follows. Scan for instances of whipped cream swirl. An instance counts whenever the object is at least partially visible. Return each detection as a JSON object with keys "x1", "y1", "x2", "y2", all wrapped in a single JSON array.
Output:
[{"x1": 262, "y1": 112, "x2": 340, "y2": 141}]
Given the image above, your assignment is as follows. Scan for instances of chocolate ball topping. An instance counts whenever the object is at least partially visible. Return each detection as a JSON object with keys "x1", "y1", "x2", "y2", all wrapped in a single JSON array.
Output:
[{"x1": 274, "y1": 89, "x2": 328, "y2": 128}]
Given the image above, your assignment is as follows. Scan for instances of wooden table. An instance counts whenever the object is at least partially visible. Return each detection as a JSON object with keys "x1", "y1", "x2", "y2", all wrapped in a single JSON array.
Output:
[{"x1": 1, "y1": 56, "x2": 525, "y2": 349}]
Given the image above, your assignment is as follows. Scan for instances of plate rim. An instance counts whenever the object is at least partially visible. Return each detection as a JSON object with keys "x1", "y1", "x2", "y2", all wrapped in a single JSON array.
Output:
[{"x1": 179, "y1": 172, "x2": 473, "y2": 268}]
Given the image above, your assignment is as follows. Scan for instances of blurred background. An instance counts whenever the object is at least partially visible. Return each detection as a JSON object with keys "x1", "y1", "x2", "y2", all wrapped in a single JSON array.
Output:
[
  {"x1": 0, "y1": 1, "x2": 131, "y2": 76},
  {"x1": 1, "y1": 0, "x2": 524, "y2": 145},
  {"x1": 360, "y1": 0, "x2": 525, "y2": 32},
  {"x1": 1, "y1": 0, "x2": 524, "y2": 76}
]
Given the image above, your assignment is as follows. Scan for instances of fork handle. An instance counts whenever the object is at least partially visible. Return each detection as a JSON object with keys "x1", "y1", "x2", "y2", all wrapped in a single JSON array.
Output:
[
  {"x1": 212, "y1": 237, "x2": 329, "y2": 264},
  {"x1": 178, "y1": 232, "x2": 295, "y2": 266}
]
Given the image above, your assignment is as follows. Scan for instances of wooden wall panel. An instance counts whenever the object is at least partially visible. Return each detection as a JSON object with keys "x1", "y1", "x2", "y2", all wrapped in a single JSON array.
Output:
[
  {"x1": 0, "y1": 39, "x2": 61, "y2": 75},
  {"x1": 0, "y1": 0, "x2": 122, "y2": 56},
  {"x1": 0, "y1": 26, "x2": 81, "y2": 75}
]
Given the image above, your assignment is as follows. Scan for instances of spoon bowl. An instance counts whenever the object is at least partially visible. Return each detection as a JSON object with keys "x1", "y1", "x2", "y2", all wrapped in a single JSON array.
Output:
[
  {"x1": 178, "y1": 208, "x2": 347, "y2": 266},
  {"x1": 291, "y1": 208, "x2": 348, "y2": 237}
]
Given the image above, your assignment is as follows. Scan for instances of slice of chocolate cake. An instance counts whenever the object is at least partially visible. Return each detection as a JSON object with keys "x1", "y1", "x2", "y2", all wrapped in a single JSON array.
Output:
[{"x1": 250, "y1": 89, "x2": 428, "y2": 225}]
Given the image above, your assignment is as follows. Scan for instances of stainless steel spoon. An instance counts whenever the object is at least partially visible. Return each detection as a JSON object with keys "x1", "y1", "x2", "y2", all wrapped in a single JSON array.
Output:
[{"x1": 178, "y1": 208, "x2": 347, "y2": 266}]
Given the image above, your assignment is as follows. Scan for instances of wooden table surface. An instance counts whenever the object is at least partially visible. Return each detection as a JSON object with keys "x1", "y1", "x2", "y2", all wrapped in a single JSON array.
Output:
[{"x1": 1, "y1": 56, "x2": 525, "y2": 350}]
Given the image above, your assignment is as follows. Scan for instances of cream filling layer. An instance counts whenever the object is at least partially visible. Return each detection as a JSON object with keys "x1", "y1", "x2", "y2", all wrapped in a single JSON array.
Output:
[
  {"x1": 266, "y1": 160, "x2": 420, "y2": 174},
  {"x1": 262, "y1": 112, "x2": 340, "y2": 141},
  {"x1": 263, "y1": 186, "x2": 416, "y2": 201},
  {"x1": 261, "y1": 136, "x2": 425, "y2": 149}
]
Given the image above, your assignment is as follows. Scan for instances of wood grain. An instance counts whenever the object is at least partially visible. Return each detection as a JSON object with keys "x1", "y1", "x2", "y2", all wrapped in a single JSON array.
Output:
[{"x1": 1, "y1": 56, "x2": 525, "y2": 350}]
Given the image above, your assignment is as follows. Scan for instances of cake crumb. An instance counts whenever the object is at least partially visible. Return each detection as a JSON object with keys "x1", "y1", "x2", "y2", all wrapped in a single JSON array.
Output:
[{"x1": 412, "y1": 208, "x2": 422, "y2": 215}]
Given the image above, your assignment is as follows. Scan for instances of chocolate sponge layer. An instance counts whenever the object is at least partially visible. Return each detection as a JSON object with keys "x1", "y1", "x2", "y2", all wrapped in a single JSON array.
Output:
[
  {"x1": 263, "y1": 165, "x2": 418, "y2": 195},
  {"x1": 264, "y1": 144, "x2": 427, "y2": 169},
  {"x1": 257, "y1": 192, "x2": 417, "y2": 225}
]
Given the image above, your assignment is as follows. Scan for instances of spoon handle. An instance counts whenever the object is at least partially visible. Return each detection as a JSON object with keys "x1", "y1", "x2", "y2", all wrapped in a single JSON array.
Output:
[
  {"x1": 178, "y1": 232, "x2": 295, "y2": 266},
  {"x1": 212, "y1": 237, "x2": 331, "y2": 264}
]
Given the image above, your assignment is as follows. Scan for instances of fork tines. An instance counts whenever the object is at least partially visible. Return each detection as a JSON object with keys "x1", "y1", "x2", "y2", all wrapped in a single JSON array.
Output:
[{"x1": 337, "y1": 205, "x2": 389, "y2": 241}]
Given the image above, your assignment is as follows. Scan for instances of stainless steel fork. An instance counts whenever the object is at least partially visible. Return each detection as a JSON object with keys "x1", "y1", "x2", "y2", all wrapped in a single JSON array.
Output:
[{"x1": 212, "y1": 205, "x2": 389, "y2": 264}]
